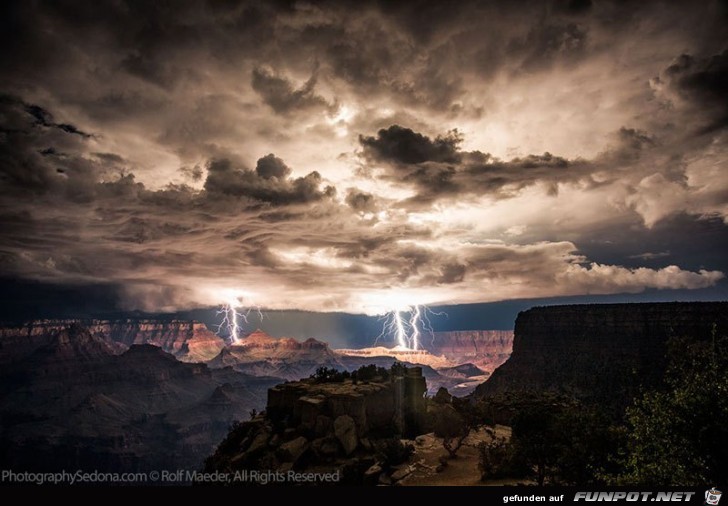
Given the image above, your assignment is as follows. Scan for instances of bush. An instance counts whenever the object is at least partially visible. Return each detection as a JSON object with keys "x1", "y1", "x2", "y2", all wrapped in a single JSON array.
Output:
[
  {"x1": 310, "y1": 366, "x2": 349, "y2": 383},
  {"x1": 355, "y1": 364, "x2": 390, "y2": 382},
  {"x1": 614, "y1": 333, "x2": 728, "y2": 485},
  {"x1": 431, "y1": 396, "x2": 486, "y2": 459},
  {"x1": 390, "y1": 361, "x2": 407, "y2": 377},
  {"x1": 478, "y1": 437, "x2": 527, "y2": 481},
  {"x1": 375, "y1": 437, "x2": 414, "y2": 468}
]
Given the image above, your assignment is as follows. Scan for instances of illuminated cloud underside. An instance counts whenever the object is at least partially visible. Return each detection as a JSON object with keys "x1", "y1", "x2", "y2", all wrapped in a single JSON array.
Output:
[{"x1": 0, "y1": 1, "x2": 726, "y2": 315}]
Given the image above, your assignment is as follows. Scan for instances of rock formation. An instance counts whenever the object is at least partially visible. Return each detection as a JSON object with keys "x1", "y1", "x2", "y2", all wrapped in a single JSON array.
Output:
[
  {"x1": 0, "y1": 319, "x2": 226, "y2": 363},
  {"x1": 424, "y1": 330, "x2": 513, "y2": 373},
  {"x1": 205, "y1": 366, "x2": 427, "y2": 484},
  {"x1": 474, "y1": 302, "x2": 728, "y2": 410},
  {"x1": 208, "y1": 329, "x2": 344, "y2": 380},
  {"x1": 267, "y1": 366, "x2": 426, "y2": 438}
]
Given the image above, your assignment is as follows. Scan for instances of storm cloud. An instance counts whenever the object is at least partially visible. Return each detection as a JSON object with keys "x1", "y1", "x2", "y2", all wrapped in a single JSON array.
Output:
[
  {"x1": 203, "y1": 156, "x2": 335, "y2": 205},
  {"x1": 0, "y1": 0, "x2": 726, "y2": 315}
]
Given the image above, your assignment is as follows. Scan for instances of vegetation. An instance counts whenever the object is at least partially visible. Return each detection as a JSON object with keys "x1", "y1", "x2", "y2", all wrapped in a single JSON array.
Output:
[
  {"x1": 310, "y1": 366, "x2": 350, "y2": 383},
  {"x1": 311, "y1": 362, "x2": 407, "y2": 384},
  {"x1": 477, "y1": 436, "x2": 526, "y2": 481},
  {"x1": 431, "y1": 394, "x2": 489, "y2": 459},
  {"x1": 475, "y1": 331, "x2": 728, "y2": 486},
  {"x1": 374, "y1": 437, "x2": 414, "y2": 468},
  {"x1": 614, "y1": 333, "x2": 728, "y2": 485},
  {"x1": 506, "y1": 400, "x2": 619, "y2": 485}
]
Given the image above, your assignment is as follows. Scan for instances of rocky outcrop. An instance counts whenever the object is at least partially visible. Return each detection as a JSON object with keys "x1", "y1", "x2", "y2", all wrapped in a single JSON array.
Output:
[
  {"x1": 0, "y1": 319, "x2": 226, "y2": 363},
  {"x1": 474, "y1": 302, "x2": 728, "y2": 410},
  {"x1": 205, "y1": 366, "x2": 426, "y2": 485},
  {"x1": 267, "y1": 367, "x2": 427, "y2": 437}
]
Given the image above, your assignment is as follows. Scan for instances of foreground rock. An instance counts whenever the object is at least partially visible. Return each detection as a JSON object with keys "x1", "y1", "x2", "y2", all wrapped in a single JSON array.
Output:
[{"x1": 205, "y1": 366, "x2": 427, "y2": 484}]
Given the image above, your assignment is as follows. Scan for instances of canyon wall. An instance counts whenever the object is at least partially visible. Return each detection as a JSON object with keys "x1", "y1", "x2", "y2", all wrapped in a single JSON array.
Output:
[
  {"x1": 474, "y1": 302, "x2": 728, "y2": 409},
  {"x1": 0, "y1": 319, "x2": 226, "y2": 363},
  {"x1": 424, "y1": 330, "x2": 513, "y2": 372}
]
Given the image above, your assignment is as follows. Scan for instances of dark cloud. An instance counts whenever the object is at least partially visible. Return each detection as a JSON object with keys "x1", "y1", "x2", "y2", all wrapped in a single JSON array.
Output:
[
  {"x1": 360, "y1": 124, "x2": 586, "y2": 203},
  {"x1": 180, "y1": 164, "x2": 204, "y2": 181},
  {"x1": 345, "y1": 189, "x2": 378, "y2": 213},
  {"x1": 437, "y1": 262, "x2": 467, "y2": 284},
  {"x1": 93, "y1": 152, "x2": 125, "y2": 164},
  {"x1": 360, "y1": 125, "x2": 462, "y2": 165},
  {"x1": 653, "y1": 50, "x2": 728, "y2": 132},
  {"x1": 403, "y1": 164, "x2": 458, "y2": 198},
  {"x1": 378, "y1": 0, "x2": 465, "y2": 44},
  {"x1": 255, "y1": 153, "x2": 292, "y2": 179},
  {"x1": 561, "y1": 0, "x2": 593, "y2": 15},
  {"x1": 0, "y1": 96, "x2": 99, "y2": 197},
  {"x1": 23, "y1": 102, "x2": 91, "y2": 138},
  {"x1": 203, "y1": 156, "x2": 335, "y2": 205},
  {"x1": 573, "y1": 214, "x2": 728, "y2": 275},
  {"x1": 664, "y1": 51, "x2": 728, "y2": 106},
  {"x1": 509, "y1": 22, "x2": 588, "y2": 72},
  {"x1": 251, "y1": 67, "x2": 333, "y2": 115}
]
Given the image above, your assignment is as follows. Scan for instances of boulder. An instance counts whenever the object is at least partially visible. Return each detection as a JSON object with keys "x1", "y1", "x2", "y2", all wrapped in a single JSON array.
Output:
[
  {"x1": 311, "y1": 436, "x2": 341, "y2": 460},
  {"x1": 247, "y1": 431, "x2": 270, "y2": 455},
  {"x1": 314, "y1": 414, "x2": 332, "y2": 437},
  {"x1": 359, "y1": 437, "x2": 372, "y2": 451},
  {"x1": 363, "y1": 464, "x2": 382, "y2": 485},
  {"x1": 391, "y1": 464, "x2": 412, "y2": 482},
  {"x1": 298, "y1": 395, "x2": 326, "y2": 430},
  {"x1": 277, "y1": 436, "x2": 309, "y2": 463},
  {"x1": 333, "y1": 415, "x2": 358, "y2": 455},
  {"x1": 282, "y1": 427, "x2": 298, "y2": 441}
]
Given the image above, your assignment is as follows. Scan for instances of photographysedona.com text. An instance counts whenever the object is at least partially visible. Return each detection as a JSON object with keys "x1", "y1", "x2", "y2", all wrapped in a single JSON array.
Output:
[
  {"x1": 2, "y1": 469, "x2": 148, "y2": 485},
  {"x1": 1, "y1": 468, "x2": 342, "y2": 485}
]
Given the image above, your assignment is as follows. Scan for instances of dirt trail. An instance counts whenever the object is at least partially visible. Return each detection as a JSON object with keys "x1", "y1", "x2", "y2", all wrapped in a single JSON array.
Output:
[{"x1": 400, "y1": 425, "x2": 520, "y2": 486}]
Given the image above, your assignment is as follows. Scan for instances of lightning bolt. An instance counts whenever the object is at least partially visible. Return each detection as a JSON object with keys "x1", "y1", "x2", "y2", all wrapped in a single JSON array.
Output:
[
  {"x1": 420, "y1": 306, "x2": 448, "y2": 347},
  {"x1": 215, "y1": 294, "x2": 265, "y2": 345},
  {"x1": 373, "y1": 304, "x2": 448, "y2": 350},
  {"x1": 409, "y1": 304, "x2": 421, "y2": 350}
]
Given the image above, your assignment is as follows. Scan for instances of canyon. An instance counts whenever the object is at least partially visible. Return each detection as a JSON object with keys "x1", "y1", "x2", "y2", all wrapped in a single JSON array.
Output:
[
  {"x1": 0, "y1": 318, "x2": 512, "y2": 473},
  {"x1": 0, "y1": 319, "x2": 226, "y2": 364}
]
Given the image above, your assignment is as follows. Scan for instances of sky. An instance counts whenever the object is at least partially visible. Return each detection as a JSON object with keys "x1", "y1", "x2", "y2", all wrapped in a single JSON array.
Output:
[{"x1": 1, "y1": 0, "x2": 727, "y2": 319}]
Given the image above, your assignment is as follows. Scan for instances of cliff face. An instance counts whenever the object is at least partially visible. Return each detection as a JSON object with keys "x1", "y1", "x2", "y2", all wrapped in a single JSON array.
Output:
[
  {"x1": 474, "y1": 302, "x2": 728, "y2": 408},
  {"x1": 424, "y1": 330, "x2": 513, "y2": 373},
  {"x1": 92, "y1": 319, "x2": 226, "y2": 362},
  {"x1": 0, "y1": 319, "x2": 226, "y2": 363}
]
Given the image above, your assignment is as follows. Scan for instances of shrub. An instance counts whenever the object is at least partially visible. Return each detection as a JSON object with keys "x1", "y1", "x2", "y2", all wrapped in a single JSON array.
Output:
[{"x1": 375, "y1": 437, "x2": 414, "y2": 468}]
